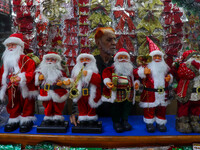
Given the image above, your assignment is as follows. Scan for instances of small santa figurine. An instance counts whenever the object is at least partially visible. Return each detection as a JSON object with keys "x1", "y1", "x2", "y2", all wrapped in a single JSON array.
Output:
[
  {"x1": 135, "y1": 37, "x2": 173, "y2": 133},
  {"x1": 102, "y1": 48, "x2": 139, "y2": 133},
  {"x1": 35, "y1": 52, "x2": 71, "y2": 125},
  {"x1": 71, "y1": 53, "x2": 102, "y2": 125},
  {"x1": 175, "y1": 50, "x2": 200, "y2": 133},
  {"x1": 0, "y1": 33, "x2": 38, "y2": 133}
]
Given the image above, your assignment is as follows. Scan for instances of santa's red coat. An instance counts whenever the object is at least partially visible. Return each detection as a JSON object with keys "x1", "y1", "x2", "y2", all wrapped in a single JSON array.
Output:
[{"x1": 0, "y1": 55, "x2": 38, "y2": 100}]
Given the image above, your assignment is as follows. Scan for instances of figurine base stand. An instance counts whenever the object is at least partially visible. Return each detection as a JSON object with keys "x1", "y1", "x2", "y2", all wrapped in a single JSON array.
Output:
[
  {"x1": 72, "y1": 121, "x2": 102, "y2": 133},
  {"x1": 37, "y1": 121, "x2": 69, "y2": 133}
]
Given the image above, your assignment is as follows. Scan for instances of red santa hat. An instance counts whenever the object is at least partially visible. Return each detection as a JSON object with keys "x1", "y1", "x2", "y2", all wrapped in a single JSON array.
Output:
[
  {"x1": 77, "y1": 53, "x2": 96, "y2": 63},
  {"x1": 43, "y1": 52, "x2": 62, "y2": 62},
  {"x1": 146, "y1": 36, "x2": 164, "y2": 57},
  {"x1": 114, "y1": 48, "x2": 130, "y2": 61},
  {"x1": 182, "y1": 50, "x2": 199, "y2": 61},
  {"x1": 3, "y1": 33, "x2": 24, "y2": 48}
]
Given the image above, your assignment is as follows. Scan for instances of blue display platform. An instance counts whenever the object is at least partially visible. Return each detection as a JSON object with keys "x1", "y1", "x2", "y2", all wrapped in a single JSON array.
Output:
[{"x1": 1, "y1": 114, "x2": 200, "y2": 136}]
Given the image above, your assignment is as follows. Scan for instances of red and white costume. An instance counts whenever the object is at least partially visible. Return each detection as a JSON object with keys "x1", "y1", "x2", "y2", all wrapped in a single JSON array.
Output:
[
  {"x1": 0, "y1": 33, "x2": 38, "y2": 125},
  {"x1": 35, "y1": 52, "x2": 71, "y2": 121},
  {"x1": 71, "y1": 53, "x2": 102, "y2": 121},
  {"x1": 175, "y1": 50, "x2": 200, "y2": 118},
  {"x1": 136, "y1": 37, "x2": 173, "y2": 125}
]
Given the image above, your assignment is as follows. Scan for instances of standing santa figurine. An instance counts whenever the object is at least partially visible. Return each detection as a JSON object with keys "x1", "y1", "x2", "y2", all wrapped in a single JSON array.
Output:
[
  {"x1": 102, "y1": 48, "x2": 139, "y2": 133},
  {"x1": 35, "y1": 52, "x2": 71, "y2": 131},
  {"x1": 175, "y1": 50, "x2": 200, "y2": 133},
  {"x1": 135, "y1": 37, "x2": 173, "y2": 133},
  {"x1": 70, "y1": 53, "x2": 102, "y2": 133},
  {"x1": 0, "y1": 33, "x2": 38, "y2": 133}
]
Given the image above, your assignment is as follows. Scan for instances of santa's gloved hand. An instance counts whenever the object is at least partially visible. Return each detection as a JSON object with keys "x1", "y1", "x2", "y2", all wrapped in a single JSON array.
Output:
[
  {"x1": 82, "y1": 70, "x2": 87, "y2": 76},
  {"x1": 39, "y1": 74, "x2": 44, "y2": 81},
  {"x1": 56, "y1": 80, "x2": 63, "y2": 86},
  {"x1": 106, "y1": 82, "x2": 114, "y2": 89},
  {"x1": 63, "y1": 79, "x2": 71, "y2": 85},
  {"x1": 191, "y1": 60, "x2": 200, "y2": 70},
  {"x1": 10, "y1": 76, "x2": 21, "y2": 83},
  {"x1": 165, "y1": 74, "x2": 171, "y2": 82},
  {"x1": 144, "y1": 67, "x2": 151, "y2": 75}
]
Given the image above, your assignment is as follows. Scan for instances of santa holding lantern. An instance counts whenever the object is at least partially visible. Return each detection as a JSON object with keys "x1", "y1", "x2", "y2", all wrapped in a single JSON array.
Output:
[
  {"x1": 135, "y1": 37, "x2": 173, "y2": 133},
  {"x1": 0, "y1": 33, "x2": 38, "y2": 133}
]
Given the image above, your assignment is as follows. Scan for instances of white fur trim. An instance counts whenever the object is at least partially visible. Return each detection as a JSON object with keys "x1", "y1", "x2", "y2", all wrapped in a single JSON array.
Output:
[
  {"x1": 149, "y1": 50, "x2": 164, "y2": 57},
  {"x1": 78, "y1": 115, "x2": 88, "y2": 121},
  {"x1": 18, "y1": 72, "x2": 29, "y2": 98},
  {"x1": 114, "y1": 52, "x2": 130, "y2": 61},
  {"x1": 143, "y1": 117, "x2": 155, "y2": 124},
  {"x1": 20, "y1": 116, "x2": 36, "y2": 125},
  {"x1": 101, "y1": 91, "x2": 116, "y2": 103},
  {"x1": 76, "y1": 53, "x2": 96, "y2": 64},
  {"x1": 0, "y1": 84, "x2": 7, "y2": 101},
  {"x1": 139, "y1": 100, "x2": 160, "y2": 108},
  {"x1": 43, "y1": 53, "x2": 61, "y2": 61},
  {"x1": 88, "y1": 84, "x2": 102, "y2": 108},
  {"x1": 103, "y1": 78, "x2": 111, "y2": 88},
  {"x1": 38, "y1": 90, "x2": 68, "y2": 103},
  {"x1": 138, "y1": 67, "x2": 146, "y2": 79},
  {"x1": 8, "y1": 116, "x2": 20, "y2": 124},
  {"x1": 168, "y1": 74, "x2": 173, "y2": 85},
  {"x1": 156, "y1": 117, "x2": 167, "y2": 125},
  {"x1": 53, "y1": 115, "x2": 64, "y2": 121},
  {"x1": 44, "y1": 116, "x2": 53, "y2": 121},
  {"x1": 3, "y1": 37, "x2": 24, "y2": 48},
  {"x1": 35, "y1": 72, "x2": 40, "y2": 86},
  {"x1": 87, "y1": 115, "x2": 98, "y2": 121},
  {"x1": 28, "y1": 90, "x2": 39, "y2": 99}
]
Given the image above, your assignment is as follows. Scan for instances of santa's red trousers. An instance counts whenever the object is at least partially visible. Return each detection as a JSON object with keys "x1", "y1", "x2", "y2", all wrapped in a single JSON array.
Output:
[
  {"x1": 177, "y1": 100, "x2": 200, "y2": 117},
  {"x1": 42, "y1": 100, "x2": 65, "y2": 116},
  {"x1": 143, "y1": 106, "x2": 166, "y2": 121},
  {"x1": 77, "y1": 95, "x2": 96, "y2": 118},
  {"x1": 7, "y1": 87, "x2": 35, "y2": 119}
]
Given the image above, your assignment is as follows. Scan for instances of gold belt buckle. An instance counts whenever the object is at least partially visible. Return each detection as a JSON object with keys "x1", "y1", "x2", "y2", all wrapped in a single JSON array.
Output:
[
  {"x1": 44, "y1": 84, "x2": 50, "y2": 91},
  {"x1": 196, "y1": 87, "x2": 200, "y2": 94},
  {"x1": 157, "y1": 87, "x2": 164, "y2": 94},
  {"x1": 82, "y1": 88, "x2": 89, "y2": 96}
]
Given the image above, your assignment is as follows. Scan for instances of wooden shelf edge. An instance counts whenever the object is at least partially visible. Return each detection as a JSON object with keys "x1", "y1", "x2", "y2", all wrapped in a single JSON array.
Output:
[{"x1": 0, "y1": 134, "x2": 199, "y2": 148}]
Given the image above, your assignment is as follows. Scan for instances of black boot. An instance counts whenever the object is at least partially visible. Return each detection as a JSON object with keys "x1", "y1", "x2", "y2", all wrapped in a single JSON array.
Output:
[
  {"x1": 4, "y1": 122, "x2": 19, "y2": 132},
  {"x1": 146, "y1": 124, "x2": 155, "y2": 133},
  {"x1": 113, "y1": 122, "x2": 124, "y2": 133},
  {"x1": 54, "y1": 120, "x2": 64, "y2": 126},
  {"x1": 44, "y1": 119, "x2": 53, "y2": 126},
  {"x1": 19, "y1": 121, "x2": 34, "y2": 133},
  {"x1": 122, "y1": 120, "x2": 132, "y2": 131},
  {"x1": 156, "y1": 123, "x2": 167, "y2": 132}
]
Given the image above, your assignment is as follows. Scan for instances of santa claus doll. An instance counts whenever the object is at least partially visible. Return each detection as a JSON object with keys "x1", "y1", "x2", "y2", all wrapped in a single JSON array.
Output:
[
  {"x1": 35, "y1": 52, "x2": 71, "y2": 126},
  {"x1": 0, "y1": 33, "x2": 38, "y2": 133},
  {"x1": 135, "y1": 37, "x2": 173, "y2": 133},
  {"x1": 102, "y1": 48, "x2": 139, "y2": 133},
  {"x1": 71, "y1": 53, "x2": 102, "y2": 126},
  {"x1": 175, "y1": 50, "x2": 200, "y2": 133}
]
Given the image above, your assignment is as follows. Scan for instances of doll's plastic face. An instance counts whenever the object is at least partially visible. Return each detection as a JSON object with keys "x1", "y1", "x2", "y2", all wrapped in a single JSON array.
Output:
[
  {"x1": 6, "y1": 43, "x2": 17, "y2": 51},
  {"x1": 45, "y1": 57, "x2": 57, "y2": 64},
  {"x1": 153, "y1": 55, "x2": 162, "y2": 62},
  {"x1": 97, "y1": 30, "x2": 116, "y2": 55},
  {"x1": 117, "y1": 54, "x2": 129, "y2": 62},
  {"x1": 80, "y1": 57, "x2": 91, "y2": 63}
]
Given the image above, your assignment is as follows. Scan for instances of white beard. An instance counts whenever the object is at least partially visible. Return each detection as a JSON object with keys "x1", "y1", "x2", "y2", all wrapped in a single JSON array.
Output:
[
  {"x1": 71, "y1": 61, "x2": 98, "y2": 86},
  {"x1": 147, "y1": 60, "x2": 169, "y2": 88},
  {"x1": 36, "y1": 60, "x2": 63, "y2": 84},
  {"x1": 113, "y1": 60, "x2": 133, "y2": 76},
  {"x1": 2, "y1": 45, "x2": 24, "y2": 74}
]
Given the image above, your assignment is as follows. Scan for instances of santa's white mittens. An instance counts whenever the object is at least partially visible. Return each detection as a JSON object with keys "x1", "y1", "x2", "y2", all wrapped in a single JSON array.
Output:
[
  {"x1": 103, "y1": 78, "x2": 111, "y2": 89},
  {"x1": 137, "y1": 66, "x2": 146, "y2": 79}
]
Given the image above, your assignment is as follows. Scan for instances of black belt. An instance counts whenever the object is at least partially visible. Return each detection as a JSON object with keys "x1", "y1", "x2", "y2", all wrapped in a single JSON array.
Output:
[
  {"x1": 192, "y1": 88, "x2": 200, "y2": 93},
  {"x1": 40, "y1": 84, "x2": 63, "y2": 90},
  {"x1": 144, "y1": 87, "x2": 169, "y2": 93}
]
